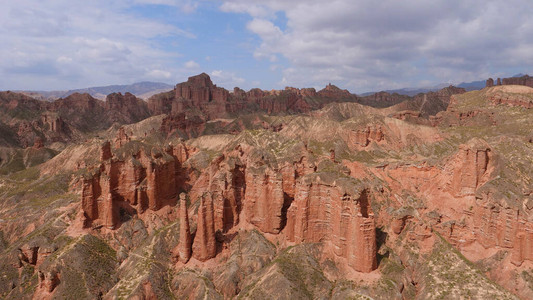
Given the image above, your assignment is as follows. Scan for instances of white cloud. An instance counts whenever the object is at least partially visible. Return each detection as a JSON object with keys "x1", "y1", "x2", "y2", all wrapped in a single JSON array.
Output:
[
  {"x1": 133, "y1": 0, "x2": 198, "y2": 13},
  {"x1": 147, "y1": 69, "x2": 172, "y2": 79},
  {"x1": 210, "y1": 70, "x2": 245, "y2": 88},
  {"x1": 222, "y1": 0, "x2": 533, "y2": 92},
  {"x1": 184, "y1": 60, "x2": 200, "y2": 69},
  {"x1": 0, "y1": 0, "x2": 193, "y2": 90},
  {"x1": 181, "y1": 2, "x2": 198, "y2": 14},
  {"x1": 56, "y1": 56, "x2": 73, "y2": 64}
]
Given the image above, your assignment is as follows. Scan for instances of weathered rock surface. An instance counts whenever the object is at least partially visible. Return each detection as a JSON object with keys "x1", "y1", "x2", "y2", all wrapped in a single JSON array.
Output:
[
  {"x1": 192, "y1": 192, "x2": 217, "y2": 261},
  {"x1": 501, "y1": 74, "x2": 533, "y2": 87},
  {"x1": 487, "y1": 85, "x2": 533, "y2": 109},
  {"x1": 450, "y1": 138, "x2": 492, "y2": 197},
  {"x1": 148, "y1": 73, "x2": 359, "y2": 123},
  {"x1": 80, "y1": 141, "x2": 191, "y2": 229},
  {"x1": 6, "y1": 74, "x2": 533, "y2": 299},
  {"x1": 176, "y1": 193, "x2": 192, "y2": 263},
  {"x1": 286, "y1": 175, "x2": 377, "y2": 272}
]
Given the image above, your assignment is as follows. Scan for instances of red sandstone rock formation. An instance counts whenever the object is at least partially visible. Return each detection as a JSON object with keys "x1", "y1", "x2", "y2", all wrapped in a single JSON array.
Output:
[
  {"x1": 105, "y1": 92, "x2": 151, "y2": 124},
  {"x1": 244, "y1": 166, "x2": 285, "y2": 234},
  {"x1": 177, "y1": 193, "x2": 192, "y2": 263},
  {"x1": 285, "y1": 175, "x2": 377, "y2": 272},
  {"x1": 188, "y1": 153, "x2": 245, "y2": 233},
  {"x1": 38, "y1": 270, "x2": 60, "y2": 293},
  {"x1": 147, "y1": 73, "x2": 359, "y2": 124},
  {"x1": 80, "y1": 143, "x2": 190, "y2": 229},
  {"x1": 359, "y1": 91, "x2": 409, "y2": 108},
  {"x1": 349, "y1": 125, "x2": 384, "y2": 147},
  {"x1": 450, "y1": 139, "x2": 492, "y2": 197},
  {"x1": 41, "y1": 113, "x2": 66, "y2": 133},
  {"x1": 486, "y1": 78, "x2": 494, "y2": 87},
  {"x1": 318, "y1": 83, "x2": 353, "y2": 99},
  {"x1": 77, "y1": 132, "x2": 379, "y2": 272},
  {"x1": 100, "y1": 141, "x2": 112, "y2": 161},
  {"x1": 160, "y1": 113, "x2": 206, "y2": 139},
  {"x1": 488, "y1": 90, "x2": 533, "y2": 109},
  {"x1": 114, "y1": 127, "x2": 131, "y2": 148},
  {"x1": 192, "y1": 192, "x2": 217, "y2": 261},
  {"x1": 175, "y1": 73, "x2": 229, "y2": 104},
  {"x1": 501, "y1": 74, "x2": 533, "y2": 87}
]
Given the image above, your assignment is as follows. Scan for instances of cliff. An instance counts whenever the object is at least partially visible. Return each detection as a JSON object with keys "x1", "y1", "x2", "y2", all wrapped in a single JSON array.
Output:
[
  {"x1": 486, "y1": 74, "x2": 533, "y2": 88},
  {"x1": 148, "y1": 73, "x2": 359, "y2": 123}
]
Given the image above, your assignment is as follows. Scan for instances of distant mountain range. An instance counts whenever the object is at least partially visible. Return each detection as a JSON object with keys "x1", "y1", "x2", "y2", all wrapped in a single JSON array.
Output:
[
  {"x1": 15, "y1": 81, "x2": 174, "y2": 101},
  {"x1": 360, "y1": 73, "x2": 527, "y2": 96}
]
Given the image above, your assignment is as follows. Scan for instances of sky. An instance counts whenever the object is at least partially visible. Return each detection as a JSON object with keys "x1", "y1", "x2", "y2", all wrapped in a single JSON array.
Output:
[{"x1": 1, "y1": 0, "x2": 532, "y2": 93}]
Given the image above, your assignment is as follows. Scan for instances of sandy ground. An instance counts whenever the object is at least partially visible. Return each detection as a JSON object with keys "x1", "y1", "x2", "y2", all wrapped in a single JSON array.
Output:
[{"x1": 490, "y1": 85, "x2": 533, "y2": 94}]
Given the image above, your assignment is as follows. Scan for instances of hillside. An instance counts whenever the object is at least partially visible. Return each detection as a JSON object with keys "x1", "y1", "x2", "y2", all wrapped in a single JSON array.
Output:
[{"x1": 2, "y1": 74, "x2": 533, "y2": 299}]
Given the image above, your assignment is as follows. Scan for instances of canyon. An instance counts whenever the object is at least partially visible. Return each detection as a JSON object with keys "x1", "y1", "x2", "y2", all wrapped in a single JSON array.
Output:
[{"x1": 1, "y1": 73, "x2": 533, "y2": 299}]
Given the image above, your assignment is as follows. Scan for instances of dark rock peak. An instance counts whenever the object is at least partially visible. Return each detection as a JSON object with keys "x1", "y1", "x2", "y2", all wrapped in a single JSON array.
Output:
[{"x1": 183, "y1": 73, "x2": 214, "y2": 88}]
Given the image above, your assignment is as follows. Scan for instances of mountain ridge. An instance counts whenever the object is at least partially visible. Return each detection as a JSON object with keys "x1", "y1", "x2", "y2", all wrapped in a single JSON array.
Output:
[{"x1": 13, "y1": 81, "x2": 174, "y2": 101}]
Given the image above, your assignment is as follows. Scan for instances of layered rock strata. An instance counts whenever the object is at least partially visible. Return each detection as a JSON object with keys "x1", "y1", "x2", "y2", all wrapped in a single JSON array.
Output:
[
  {"x1": 79, "y1": 140, "x2": 378, "y2": 272},
  {"x1": 80, "y1": 142, "x2": 190, "y2": 229},
  {"x1": 177, "y1": 193, "x2": 192, "y2": 263},
  {"x1": 148, "y1": 73, "x2": 358, "y2": 121},
  {"x1": 192, "y1": 193, "x2": 217, "y2": 261},
  {"x1": 285, "y1": 175, "x2": 377, "y2": 272}
]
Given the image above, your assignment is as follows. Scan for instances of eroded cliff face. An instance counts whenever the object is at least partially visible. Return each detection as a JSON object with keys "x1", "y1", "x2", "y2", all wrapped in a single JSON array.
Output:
[
  {"x1": 487, "y1": 86, "x2": 533, "y2": 109},
  {"x1": 285, "y1": 175, "x2": 377, "y2": 272},
  {"x1": 148, "y1": 73, "x2": 359, "y2": 122},
  {"x1": 450, "y1": 138, "x2": 492, "y2": 197},
  {"x1": 369, "y1": 136, "x2": 533, "y2": 274},
  {"x1": 487, "y1": 74, "x2": 533, "y2": 88},
  {"x1": 80, "y1": 141, "x2": 192, "y2": 229},
  {"x1": 75, "y1": 135, "x2": 380, "y2": 273}
]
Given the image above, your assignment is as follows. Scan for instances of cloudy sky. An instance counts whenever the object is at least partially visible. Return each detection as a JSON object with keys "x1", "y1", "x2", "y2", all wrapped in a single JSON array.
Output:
[{"x1": 1, "y1": 0, "x2": 532, "y2": 93}]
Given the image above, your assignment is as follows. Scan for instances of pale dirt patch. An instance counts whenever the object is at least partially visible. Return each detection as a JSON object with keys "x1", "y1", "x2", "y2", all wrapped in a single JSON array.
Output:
[
  {"x1": 490, "y1": 85, "x2": 533, "y2": 94},
  {"x1": 188, "y1": 134, "x2": 234, "y2": 151}
]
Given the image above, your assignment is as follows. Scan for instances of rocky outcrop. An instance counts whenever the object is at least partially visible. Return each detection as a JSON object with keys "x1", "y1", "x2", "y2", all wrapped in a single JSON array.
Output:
[
  {"x1": 511, "y1": 227, "x2": 533, "y2": 266},
  {"x1": 114, "y1": 127, "x2": 131, "y2": 148},
  {"x1": 175, "y1": 73, "x2": 229, "y2": 105},
  {"x1": 501, "y1": 75, "x2": 533, "y2": 87},
  {"x1": 105, "y1": 92, "x2": 151, "y2": 124},
  {"x1": 80, "y1": 143, "x2": 190, "y2": 229},
  {"x1": 76, "y1": 138, "x2": 379, "y2": 271},
  {"x1": 148, "y1": 73, "x2": 360, "y2": 123},
  {"x1": 317, "y1": 83, "x2": 354, "y2": 99},
  {"x1": 160, "y1": 113, "x2": 206, "y2": 139},
  {"x1": 285, "y1": 175, "x2": 377, "y2": 272},
  {"x1": 177, "y1": 193, "x2": 192, "y2": 263},
  {"x1": 349, "y1": 125, "x2": 384, "y2": 147},
  {"x1": 41, "y1": 113, "x2": 66, "y2": 134},
  {"x1": 359, "y1": 91, "x2": 409, "y2": 108},
  {"x1": 38, "y1": 270, "x2": 60, "y2": 293},
  {"x1": 33, "y1": 137, "x2": 44, "y2": 149},
  {"x1": 450, "y1": 139, "x2": 492, "y2": 197},
  {"x1": 192, "y1": 193, "x2": 217, "y2": 261},
  {"x1": 486, "y1": 75, "x2": 533, "y2": 88},
  {"x1": 244, "y1": 166, "x2": 285, "y2": 233},
  {"x1": 488, "y1": 88, "x2": 533, "y2": 109}
]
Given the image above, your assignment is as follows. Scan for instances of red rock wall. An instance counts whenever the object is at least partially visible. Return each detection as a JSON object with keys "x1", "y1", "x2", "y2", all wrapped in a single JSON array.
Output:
[
  {"x1": 243, "y1": 166, "x2": 285, "y2": 234},
  {"x1": 192, "y1": 192, "x2": 217, "y2": 261},
  {"x1": 489, "y1": 92, "x2": 533, "y2": 109},
  {"x1": 501, "y1": 75, "x2": 533, "y2": 88},
  {"x1": 80, "y1": 144, "x2": 187, "y2": 229},
  {"x1": 285, "y1": 178, "x2": 377, "y2": 272},
  {"x1": 349, "y1": 125, "x2": 384, "y2": 147},
  {"x1": 451, "y1": 140, "x2": 491, "y2": 197}
]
